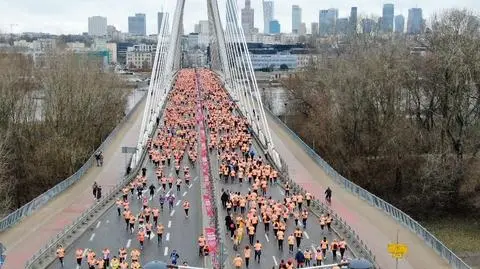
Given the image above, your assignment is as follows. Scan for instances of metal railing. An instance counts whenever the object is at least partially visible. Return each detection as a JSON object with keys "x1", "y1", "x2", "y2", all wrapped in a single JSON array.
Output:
[
  {"x1": 0, "y1": 92, "x2": 147, "y2": 233},
  {"x1": 264, "y1": 108, "x2": 471, "y2": 269}
]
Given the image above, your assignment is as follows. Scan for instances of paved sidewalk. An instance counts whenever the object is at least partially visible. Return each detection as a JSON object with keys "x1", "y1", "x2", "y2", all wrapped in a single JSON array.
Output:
[
  {"x1": 266, "y1": 114, "x2": 451, "y2": 269},
  {"x1": 0, "y1": 98, "x2": 146, "y2": 269}
]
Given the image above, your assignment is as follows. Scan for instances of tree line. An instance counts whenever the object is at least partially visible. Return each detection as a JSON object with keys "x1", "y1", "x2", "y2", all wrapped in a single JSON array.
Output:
[
  {"x1": 282, "y1": 9, "x2": 480, "y2": 219},
  {"x1": 0, "y1": 52, "x2": 128, "y2": 217}
]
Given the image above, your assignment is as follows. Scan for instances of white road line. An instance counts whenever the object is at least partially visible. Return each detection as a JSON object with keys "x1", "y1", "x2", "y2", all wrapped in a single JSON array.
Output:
[
  {"x1": 166, "y1": 189, "x2": 172, "y2": 195},
  {"x1": 149, "y1": 196, "x2": 153, "y2": 201},
  {"x1": 265, "y1": 234, "x2": 270, "y2": 242},
  {"x1": 164, "y1": 247, "x2": 169, "y2": 256},
  {"x1": 189, "y1": 184, "x2": 193, "y2": 189},
  {"x1": 169, "y1": 172, "x2": 173, "y2": 177},
  {"x1": 126, "y1": 239, "x2": 132, "y2": 248},
  {"x1": 89, "y1": 233, "x2": 95, "y2": 241},
  {"x1": 166, "y1": 233, "x2": 170, "y2": 241},
  {"x1": 176, "y1": 200, "x2": 181, "y2": 207},
  {"x1": 182, "y1": 191, "x2": 187, "y2": 197},
  {"x1": 272, "y1": 256, "x2": 278, "y2": 266},
  {"x1": 150, "y1": 233, "x2": 156, "y2": 240},
  {"x1": 168, "y1": 221, "x2": 172, "y2": 228},
  {"x1": 170, "y1": 210, "x2": 175, "y2": 217},
  {"x1": 279, "y1": 190, "x2": 285, "y2": 196},
  {"x1": 304, "y1": 231, "x2": 310, "y2": 239},
  {"x1": 157, "y1": 188, "x2": 162, "y2": 193},
  {"x1": 194, "y1": 176, "x2": 199, "y2": 181},
  {"x1": 82, "y1": 248, "x2": 89, "y2": 257},
  {"x1": 96, "y1": 221, "x2": 101, "y2": 229},
  {"x1": 106, "y1": 220, "x2": 109, "y2": 224}
]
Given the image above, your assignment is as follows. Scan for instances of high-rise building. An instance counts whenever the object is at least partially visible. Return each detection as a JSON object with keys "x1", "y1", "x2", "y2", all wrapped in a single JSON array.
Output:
[
  {"x1": 311, "y1": 22, "x2": 319, "y2": 36},
  {"x1": 198, "y1": 20, "x2": 209, "y2": 35},
  {"x1": 362, "y1": 18, "x2": 377, "y2": 34},
  {"x1": 292, "y1": 5, "x2": 302, "y2": 34},
  {"x1": 263, "y1": 0, "x2": 274, "y2": 34},
  {"x1": 88, "y1": 16, "x2": 107, "y2": 37},
  {"x1": 407, "y1": 8, "x2": 423, "y2": 34},
  {"x1": 319, "y1": 9, "x2": 337, "y2": 36},
  {"x1": 128, "y1": 13, "x2": 146, "y2": 36},
  {"x1": 241, "y1": 0, "x2": 255, "y2": 34},
  {"x1": 395, "y1": 15, "x2": 405, "y2": 33},
  {"x1": 382, "y1": 4, "x2": 394, "y2": 32},
  {"x1": 299, "y1": 23, "x2": 307, "y2": 35},
  {"x1": 350, "y1": 7, "x2": 358, "y2": 34},
  {"x1": 269, "y1": 20, "x2": 280, "y2": 34},
  {"x1": 336, "y1": 18, "x2": 349, "y2": 35},
  {"x1": 158, "y1": 12, "x2": 170, "y2": 34}
]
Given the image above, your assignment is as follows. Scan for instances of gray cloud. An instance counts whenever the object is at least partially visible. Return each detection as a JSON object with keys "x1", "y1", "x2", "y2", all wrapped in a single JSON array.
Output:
[{"x1": 0, "y1": 0, "x2": 479, "y2": 34}]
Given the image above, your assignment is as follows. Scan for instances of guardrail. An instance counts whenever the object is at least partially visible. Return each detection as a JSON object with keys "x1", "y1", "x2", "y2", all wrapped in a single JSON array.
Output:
[
  {"x1": 25, "y1": 81, "x2": 173, "y2": 268},
  {"x1": 0, "y1": 91, "x2": 147, "y2": 233},
  {"x1": 264, "y1": 107, "x2": 471, "y2": 269}
]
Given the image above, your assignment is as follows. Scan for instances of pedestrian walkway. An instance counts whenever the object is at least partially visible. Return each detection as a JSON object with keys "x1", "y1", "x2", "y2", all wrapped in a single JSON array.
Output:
[
  {"x1": 265, "y1": 113, "x2": 451, "y2": 269},
  {"x1": 0, "y1": 98, "x2": 146, "y2": 269}
]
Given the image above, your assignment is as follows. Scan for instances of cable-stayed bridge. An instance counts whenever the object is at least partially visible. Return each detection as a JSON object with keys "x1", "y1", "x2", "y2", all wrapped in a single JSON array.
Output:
[{"x1": 0, "y1": 1, "x2": 470, "y2": 269}]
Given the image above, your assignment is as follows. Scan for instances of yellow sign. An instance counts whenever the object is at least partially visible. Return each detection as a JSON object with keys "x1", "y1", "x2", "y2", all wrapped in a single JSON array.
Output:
[{"x1": 387, "y1": 243, "x2": 408, "y2": 259}]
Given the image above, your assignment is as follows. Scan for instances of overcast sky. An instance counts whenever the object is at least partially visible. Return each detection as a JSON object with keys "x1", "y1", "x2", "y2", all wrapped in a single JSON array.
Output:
[{"x1": 0, "y1": 0, "x2": 478, "y2": 35}]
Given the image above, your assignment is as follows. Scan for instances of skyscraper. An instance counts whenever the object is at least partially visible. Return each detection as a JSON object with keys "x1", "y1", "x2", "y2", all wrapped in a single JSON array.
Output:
[
  {"x1": 128, "y1": 13, "x2": 146, "y2": 36},
  {"x1": 88, "y1": 16, "x2": 107, "y2": 36},
  {"x1": 299, "y1": 23, "x2": 307, "y2": 35},
  {"x1": 241, "y1": 0, "x2": 255, "y2": 34},
  {"x1": 269, "y1": 20, "x2": 280, "y2": 34},
  {"x1": 382, "y1": 4, "x2": 394, "y2": 32},
  {"x1": 395, "y1": 15, "x2": 405, "y2": 33},
  {"x1": 311, "y1": 22, "x2": 319, "y2": 36},
  {"x1": 407, "y1": 8, "x2": 423, "y2": 34},
  {"x1": 336, "y1": 18, "x2": 349, "y2": 35},
  {"x1": 158, "y1": 12, "x2": 170, "y2": 34},
  {"x1": 291, "y1": 5, "x2": 302, "y2": 34},
  {"x1": 319, "y1": 8, "x2": 337, "y2": 36},
  {"x1": 350, "y1": 7, "x2": 358, "y2": 34},
  {"x1": 263, "y1": 0, "x2": 274, "y2": 34}
]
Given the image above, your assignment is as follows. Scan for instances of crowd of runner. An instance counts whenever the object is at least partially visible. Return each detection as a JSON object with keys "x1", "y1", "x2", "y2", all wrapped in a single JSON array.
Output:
[
  {"x1": 198, "y1": 69, "x2": 349, "y2": 269},
  {"x1": 55, "y1": 69, "x2": 348, "y2": 269}
]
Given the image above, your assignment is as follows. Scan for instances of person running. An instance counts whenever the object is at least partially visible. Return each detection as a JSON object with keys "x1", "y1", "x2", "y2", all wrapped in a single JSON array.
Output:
[
  {"x1": 75, "y1": 248, "x2": 84, "y2": 267},
  {"x1": 159, "y1": 192, "x2": 165, "y2": 210},
  {"x1": 168, "y1": 194, "x2": 175, "y2": 211},
  {"x1": 277, "y1": 229, "x2": 284, "y2": 251},
  {"x1": 149, "y1": 183, "x2": 156, "y2": 199},
  {"x1": 288, "y1": 233, "x2": 295, "y2": 253},
  {"x1": 233, "y1": 254, "x2": 243, "y2": 269},
  {"x1": 176, "y1": 177, "x2": 182, "y2": 192},
  {"x1": 183, "y1": 200, "x2": 190, "y2": 217},
  {"x1": 111, "y1": 256, "x2": 120, "y2": 269},
  {"x1": 244, "y1": 246, "x2": 251, "y2": 268},
  {"x1": 56, "y1": 245, "x2": 65, "y2": 267},
  {"x1": 295, "y1": 248, "x2": 305, "y2": 268},
  {"x1": 198, "y1": 234, "x2": 206, "y2": 256},
  {"x1": 254, "y1": 240, "x2": 262, "y2": 263},
  {"x1": 170, "y1": 250, "x2": 180, "y2": 265},
  {"x1": 320, "y1": 237, "x2": 329, "y2": 259},
  {"x1": 137, "y1": 228, "x2": 146, "y2": 250},
  {"x1": 102, "y1": 248, "x2": 110, "y2": 268},
  {"x1": 152, "y1": 207, "x2": 160, "y2": 225},
  {"x1": 294, "y1": 227, "x2": 303, "y2": 248},
  {"x1": 157, "y1": 223, "x2": 165, "y2": 244},
  {"x1": 116, "y1": 198, "x2": 123, "y2": 216},
  {"x1": 339, "y1": 238, "x2": 347, "y2": 259},
  {"x1": 304, "y1": 249, "x2": 312, "y2": 267}
]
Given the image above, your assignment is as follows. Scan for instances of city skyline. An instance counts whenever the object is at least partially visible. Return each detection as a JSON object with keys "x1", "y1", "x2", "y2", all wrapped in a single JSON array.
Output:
[{"x1": 0, "y1": 0, "x2": 479, "y2": 35}]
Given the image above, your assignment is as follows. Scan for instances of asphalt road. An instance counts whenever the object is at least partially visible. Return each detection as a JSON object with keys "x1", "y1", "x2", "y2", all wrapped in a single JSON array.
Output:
[
  {"x1": 46, "y1": 156, "x2": 203, "y2": 269},
  {"x1": 207, "y1": 118, "x2": 352, "y2": 268}
]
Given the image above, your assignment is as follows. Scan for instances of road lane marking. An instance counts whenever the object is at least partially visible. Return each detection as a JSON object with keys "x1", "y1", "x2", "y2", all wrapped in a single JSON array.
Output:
[
  {"x1": 170, "y1": 210, "x2": 175, "y2": 216},
  {"x1": 272, "y1": 256, "x2": 278, "y2": 266},
  {"x1": 149, "y1": 196, "x2": 153, "y2": 201},
  {"x1": 176, "y1": 200, "x2": 181, "y2": 207},
  {"x1": 168, "y1": 221, "x2": 172, "y2": 228},
  {"x1": 126, "y1": 239, "x2": 132, "y2": 248},
  {"x1": 183, "y1": 191, "x2": 187, "y2": 197},
  {"x1": 164, "y1": 247, "x2": 169, "y2": 256},
  {"x1": 194, "y1": 176, "x2": 198, "y2": 181},
  {"x1": 82, "y1": 248, "x2": 89, "y2": 257},
  {"x1": 96, "y1": 221, "x2": 101, "y2": 229},
  {"x1": 106, "y1": 220, "x2": 109, "y2": 224},
  {"x1": 150, "y1": 233, "x2": 156, "y2": 240},
  {"x1": 166, "y1": 189, "x2": 172, "y2": 195},
  {"x1": 304, "y1": 231, "x2": 310, "y2": 239},
  {"x1": 279, "y1": 190, "x2": 285, "y2": 196},
  {"x1": 89, "y1": 233, "x2": 95, "y2": 241},
  {"x1": 166, "y1": 233, "x2": 170, "y2": 241},
  {"x1": 265, "y1": 234, "x2": 269, "y2": 242},
  {"x1": 189, "y1": 184, "x2": 193, "y2": 189}
]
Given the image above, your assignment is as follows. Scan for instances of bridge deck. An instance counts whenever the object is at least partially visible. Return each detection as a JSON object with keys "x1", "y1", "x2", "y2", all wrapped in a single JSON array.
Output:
[
  {"x1": 265, "y1": 112, "x2": 450, "y2": 269},
  {"x1": 0, "y1": 98, "x2": 146, "y2": 268}
]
